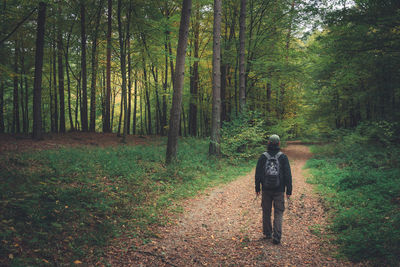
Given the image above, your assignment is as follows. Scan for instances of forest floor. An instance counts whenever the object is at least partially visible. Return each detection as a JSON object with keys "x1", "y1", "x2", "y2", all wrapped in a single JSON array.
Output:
[
  {"x1": 0, "y1": 132, "x2": 157, "y2": 154},
  {"x1": 104, "y1": 142, "x2": 365, "y2": 267}
]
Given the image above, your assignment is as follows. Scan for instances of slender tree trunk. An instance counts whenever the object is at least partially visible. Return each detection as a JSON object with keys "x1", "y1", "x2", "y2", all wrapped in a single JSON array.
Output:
[
  {"x1": 65, "y1": 23, "x2": 75, "y2": 131},
  {"x1": 13, "y1": 40, "x2": 20, "y2": 133},
  {"x1": 209, "y1": 0, "x2": 222, "y2": 155},
  {"x1": 75, "y1": 72, "x2": 81, "y2": 130},
  {"x1": 89, "y1": 1, "x2": 103, "y2": 132},
  {"x1": 80, "y1": 2, "x2": 88, "y2": 132},
  {"x1": 127, "y1": 30, "x2": 132, "y2": 134},
  {"x1": 266, "y1": 82, "x2": 271, "y2": 113},
  {"x1": 189, "y1": 3, "x2": 199, "y2": 136},
  {"x1": 239, "y1": 0, "x2": 246, "y2": 112},
  {"x1": 0, "y1": 80, "x2": 4, "y2": 133},
  {"x1": 140, "y1": 81, "x2": 143, "y2": 135},
  {"x1": 19, "y1": 49, "x2": 27, "y2": 133},
  {"x1": 58, "y1": 30, "x2": 65, "y2": 133},
  {"x1": 132, "y1": 76, "x2": 137, "y2": 134},
  {"x1": 53, "y1": 41, "x2": 58, "y2": 133},
  {"x1": 166, "y1": 0, "x2": 192, "y2": 164},
  {"x1": 32, "y1": 2, "x2": 46, "y2": 139},
  {"x1": 50, "y1": 55, "x2": 54, "y2": 132},
  {"x1": 279, "y1": 0, "x2": 295, "y2": 118},
  {"x1": 141, "y1": 52, "x2": 152, "y2": 135},
  {"x1": 104, "y1": 0, "x2": 112, "y2": 132},
  {"x1": 151, "y1": 66, "x2": 162, "y2": 135},
  {"x1": 162, "y1": 7, "x2": 169, "y2": 136}
]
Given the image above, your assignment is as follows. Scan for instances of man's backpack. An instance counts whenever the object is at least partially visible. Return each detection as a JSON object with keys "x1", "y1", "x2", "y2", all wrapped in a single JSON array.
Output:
[{"x1": 262, "y1": 152, "x2": 283, "y2": 189}]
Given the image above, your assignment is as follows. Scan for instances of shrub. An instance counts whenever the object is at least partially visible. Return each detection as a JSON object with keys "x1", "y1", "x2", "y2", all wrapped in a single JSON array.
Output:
[{"x1": 220, "y1": 110, "x2": 266, "y2": 158}]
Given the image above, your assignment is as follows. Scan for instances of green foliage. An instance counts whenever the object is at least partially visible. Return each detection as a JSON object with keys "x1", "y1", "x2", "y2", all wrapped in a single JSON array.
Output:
[
  {"x1": 306, "y1": 132, "x2": 400, "y2": 265},
  {"x1": 0, "y1": 139, "x2": 254, "y2": 266},
  {"x1": 220, "y1": 111, "x2": 266, "y2": 159}
]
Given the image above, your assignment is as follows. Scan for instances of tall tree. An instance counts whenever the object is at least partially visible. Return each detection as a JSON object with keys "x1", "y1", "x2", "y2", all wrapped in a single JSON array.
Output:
[
  {"x1": 32, "y1": 2, "x2": 46, "y2": 140},
  {"x1": 57, "y1": 20, "x2": 65, "y2": 133},
  {"x1": 103, "y1": 0, "x2": 112, "y2": 132},
  {"x1": 189, "y1": 2, "x2": 200, "y2": 137},
  {"x1": 209, "y1": 0, "x2": 222, "y2": 155},
  {"x1": 12, "y1": 40, "x2": 20, "y2": 133},
  {"x1": 89, "y1": 0, "x2": 103, "y2": 132},
  {"x1": 239, "y1": 0, "x2": 246, "y2": 112},
  {"x1": 80, "y1": 1, "x2": 88, "y2": 132},
  {"x1": 166, "y1": 0, "x2": 192, "y2": 164},
  {"x1": 117, "y1": 0, "x2": 128, "y2": 142}
]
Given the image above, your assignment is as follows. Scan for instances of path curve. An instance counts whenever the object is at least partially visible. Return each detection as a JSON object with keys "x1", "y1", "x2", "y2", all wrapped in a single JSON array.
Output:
[{"x1": 108, "y1": 143, "x2": 357, "y2": 266}]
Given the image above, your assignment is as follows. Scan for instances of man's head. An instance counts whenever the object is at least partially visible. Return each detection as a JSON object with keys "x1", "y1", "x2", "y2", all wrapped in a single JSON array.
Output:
[{"x1": 268, "y1": 134, "x2": 280, "y2": 145}]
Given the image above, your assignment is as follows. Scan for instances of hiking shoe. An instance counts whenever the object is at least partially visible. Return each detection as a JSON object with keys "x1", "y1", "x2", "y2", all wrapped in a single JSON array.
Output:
[
  {"x1": 272, "y1": 239, "x2": 280, "y2": 245},
  {"x1": 263, "y1": 234, "x2": 272, "y2": 240}
]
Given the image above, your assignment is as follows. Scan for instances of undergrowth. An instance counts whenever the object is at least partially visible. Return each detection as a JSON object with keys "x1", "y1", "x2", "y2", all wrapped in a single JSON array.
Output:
[
  {"x1": 305, "y1": 130, "x2": 400, "y2": 265},
  {"x1": 0, "y1": 138, "x2": 254, "y2": 266}
]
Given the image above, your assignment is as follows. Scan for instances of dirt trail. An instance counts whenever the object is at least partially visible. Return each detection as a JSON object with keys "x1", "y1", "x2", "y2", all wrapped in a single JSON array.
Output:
[{"x1": 107, "y1": 143, "x2": 356, "y2": 266}]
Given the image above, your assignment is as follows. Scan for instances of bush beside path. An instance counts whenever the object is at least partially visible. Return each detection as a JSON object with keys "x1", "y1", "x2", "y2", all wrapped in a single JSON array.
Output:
[{"x1": 106, "y1": 142, "x2": 361, "y2": 266}]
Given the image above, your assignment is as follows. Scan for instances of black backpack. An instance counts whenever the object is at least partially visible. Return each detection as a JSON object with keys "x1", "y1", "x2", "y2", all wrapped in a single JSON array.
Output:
[{"x1": 262, "y1": 151, "x2": 283, "y2": 189}]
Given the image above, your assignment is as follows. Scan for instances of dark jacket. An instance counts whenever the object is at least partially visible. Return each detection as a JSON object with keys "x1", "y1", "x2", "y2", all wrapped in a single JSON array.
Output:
[{"x1": 255, "y1": 144, "x2": 292, "y2": 195}]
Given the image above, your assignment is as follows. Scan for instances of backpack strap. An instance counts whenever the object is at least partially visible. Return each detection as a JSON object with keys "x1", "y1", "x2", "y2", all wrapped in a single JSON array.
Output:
[
  {"x1": 274, "y1": 152, "x2": 283, "y2": 159},
  {"x1": 263, "y1": 151, "x2": 282, "y2": 160},
  {"x1": 263, "y1": 152, "x2": 271, "y2": 159}
]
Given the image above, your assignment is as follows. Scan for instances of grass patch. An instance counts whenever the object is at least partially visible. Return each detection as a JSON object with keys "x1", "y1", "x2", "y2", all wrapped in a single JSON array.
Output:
[
  {"x1": 306, "y1": 142, "x2": 400, "y2": 265},
  {"x1": 0, "y1": 137, "x2": 254, "y2": 266}
]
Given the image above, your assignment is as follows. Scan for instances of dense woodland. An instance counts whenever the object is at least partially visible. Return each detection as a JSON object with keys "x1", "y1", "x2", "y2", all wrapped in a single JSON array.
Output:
[
  {"x1": 1, "y1": 0, "x2": 400, "y2": 265},
  {"x1": 1, "y1": 0, "x2": 399, "y2": 144}
]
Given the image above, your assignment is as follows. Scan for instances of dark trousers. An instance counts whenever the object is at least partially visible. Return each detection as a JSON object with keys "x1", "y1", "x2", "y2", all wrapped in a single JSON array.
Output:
[{"x1": 262, "y1": 190, "x2": 285, "y2": 241}]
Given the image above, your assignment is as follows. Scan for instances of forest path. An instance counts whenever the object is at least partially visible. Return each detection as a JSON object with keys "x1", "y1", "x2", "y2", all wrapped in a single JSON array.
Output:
[{"x1": 108, "y1": 143, "x2": 356, "y2": 266}]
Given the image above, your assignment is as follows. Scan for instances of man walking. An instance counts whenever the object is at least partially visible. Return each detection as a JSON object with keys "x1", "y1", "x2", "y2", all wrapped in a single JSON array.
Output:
[{"x1": 255, "y1": 134, "x2": 292, "y2": 244}]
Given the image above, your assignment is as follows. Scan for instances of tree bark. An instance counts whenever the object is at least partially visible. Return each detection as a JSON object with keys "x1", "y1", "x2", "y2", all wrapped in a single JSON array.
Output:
[
  {"x1": 13, "y1": 40, "x2": 20, "y2": 134},
  {"x1": 65, "y1": 25, "x2": 75, "y2": 131},
  {"x1": 32, "y1": 2, "x2": 46, "y2": 140},
  {"x1": 132, "y1": 76, "x2": 137, "y2": 134},
  {"x1": 58, "y1": 29, "x2": 65, "y2": 133},
  {"x1": 80, "y1": 2, "x2": 88, "y2": 132},
  {"x1": 0, "y1": 80, "x2": 4, "y2": 133},
  {"x1": 189, "y1": 3, "x2": 199, "y2": 137},
  {"x1": 53, "y1": 40, "x2": 58, "y2": 133},
  {"x1": 209, "y1": 0, "x2": 222, "y2": 155},
  {"x1": 89, "y1": 0, "x2": 103, "y2": 132},
  {"x1": 239, "y1": 0, "x2": 246, "y2": 112},
  {"x1": 166, "y1": 0, "x2": 192, "y2": 164},
  {"x1": 117, "y1": 0, "x2": 128, "y2": 142},
  {"x1": 104, "y1": 0, "x2": 112, "y2": 133}
]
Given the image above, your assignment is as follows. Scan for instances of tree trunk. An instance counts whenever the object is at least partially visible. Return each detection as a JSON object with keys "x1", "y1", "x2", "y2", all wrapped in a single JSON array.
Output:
[
  {"x1": 13, "y1": 40, "x2": 20, "y2": 134},
  {"x1": 58, "y1": 29, "x2": 65, "y2": 133},
  {"x1": 266, "y1": 82, "x2": 271, "y2": 113},
  {"x1": 209, "y1": 0, "x2": 222, "y2": 155},
  {"x1": 141, "y1": 52, "x2": 152, "y2": 135},
  {"x1": 127, "y1": 29, "x2": 132, "y2": 134},
  {"x1": 65, "y1": 29, "x2": 74, "y2": 131},
  {"x1": 89, "y1": 1, "x2": 103, "y2": 132},
  {"x1": 53, "y1": 40, "x2": 58, "y2": 133},
  {"x1": 0, "y1": 80, "x2": 4, "y2": 133},
  {"x1": 166, "y1": 0, "x2": 192, "y2": 164},
  {"x1": 117, "y1": 0, "x2": 128, "y2": 142},
  {"x1": 239, "y1": 0, "x2": 246, "y2": 112},
  {"x1": 132, "y1": 76, "x2": 137, "y2": 134},
  {"x1": 189, "y1": 3, "x2": 199, "y2": 136},
  {"x1": 50, "y1": 56, "x2": 54, "y2": 132},
  {"x1": 32, "y1": 2, "x2": 46, "y2": 140},
  {"x1": 80, "y1": 2, "x2": 88, "y2": 131},
  {"x1": 104, "y1": 0, "x2": 112, "y2": 133},
  {"x1": 162, "y1": 12, "x2": 169, "y2": 136}
]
